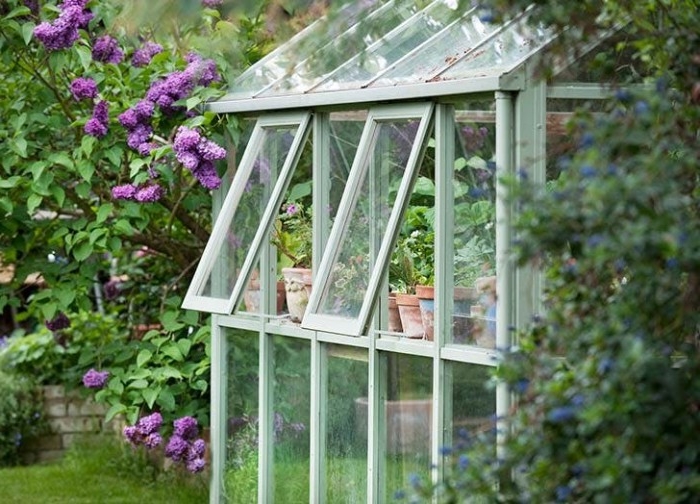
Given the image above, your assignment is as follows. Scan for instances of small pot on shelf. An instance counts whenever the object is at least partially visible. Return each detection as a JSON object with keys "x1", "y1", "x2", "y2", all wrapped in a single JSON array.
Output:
[
  {"x1": 282, "y1": 267, "x2": 313, "y2": 322},
  {"x1": 395, "y1": 292, "x2": 424, "y2": 339}
]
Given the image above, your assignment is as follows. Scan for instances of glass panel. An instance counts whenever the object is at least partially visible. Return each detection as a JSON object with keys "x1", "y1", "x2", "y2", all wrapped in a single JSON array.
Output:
[
  {"x1": 370, "y1": 13, "x2": 496, "y2": 88},
  {"x1": 325, "y1": 345, "x2": 368, "y2": 503},
  {"x1": 224, "y1": 329, "x2": 259, "y2": 503},
  {"x1": 316, "y1": 119, "x2": 422, "y2": 320},
  {"x1": 441, "y1": 16, "x2": 551, "y2": 79},
  {"x1": 231, "y1": 2, "x2": 402, "y2": 97},
  {"x1": 258, "y1": 1, "x2": 419, "y2": 97},
  {"x1": 382, "y1": 353, "x2": 432, "y2": 501},
  {"x1": 389, "y1": 148, "x2": 436, "y2": 340},
  {"x1": 200, "y1": 124, "x2": 300, "y2": 301},
  {"x1": 452, "y1": 102, "x2": 497, "y2": 347},
  {"x1": 273, "y1": 336, "x2": 311, "y2": 503},
  {"x1": 313, "y1": 1, "x2": 472, "y2": 92},
  {"x1": 446, "y1": 361, "x2": 495, "y2": 453},
  {"x1": 329, "y1": 111, "x2": 367, "y2": 217}
]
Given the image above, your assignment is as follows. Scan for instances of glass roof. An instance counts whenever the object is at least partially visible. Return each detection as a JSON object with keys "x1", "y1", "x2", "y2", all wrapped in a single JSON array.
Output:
[{"x1": 216, "y1": 0, "x2": 553, "y2": 112}]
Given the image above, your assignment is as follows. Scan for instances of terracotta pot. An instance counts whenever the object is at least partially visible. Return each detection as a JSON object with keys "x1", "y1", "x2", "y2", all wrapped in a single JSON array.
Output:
[
  {"x1": 282, "y1": 267, "x2": 313, "y2": 322},
  {"x1": 415, "y1": 285, "x2": 435, "y2": 341},
  {"x1": 395, "y1": 293, "x2": 424, "y2": 338},
  {"x1": 388, "y1": 293, "x2": 403, "y2": 333},
  {"x1": 243, "y1": 279, "x2": 286, "y2": 314}
]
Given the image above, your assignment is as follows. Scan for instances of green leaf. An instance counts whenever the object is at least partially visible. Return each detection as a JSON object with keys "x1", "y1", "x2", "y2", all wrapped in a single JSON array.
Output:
[
  {"x1": 49, "y1": 184, "x2": 65, "y2": 206},
  {"x1": 21, "y1": 21, "x2": 35, "y2": 45},
  {"x1": 105, "y1": 147, "x2": 122, "y2": 167},
  {"x1": 55, "y1": 288, "x2": 76, "y2": 308},
  {"x1": 192, "y1": 379, "x2": 208, "y2": 392},
  {"x1": 128, "y1": 379, "x2": 149, "y2": 389},
  {"x1": 26, "y1": 193, "x2": 42, "y2": 213},
  {"x1": 75, "y1": 45, "x2": 92, "y2": 72},
  {"x1": 177, "y1": 338, "x2": 192, "y2": 358},
  {"x1": 161, "y1": 310, "x2": 184, "y2": 332},
  {"x1": 0, "y1": 176, "x2": 21, "y2": 189},
  {"x1": 72, "y1": 241, "x2": 92, "y2": 261},
  {"x1": 161, "y1": 344, "x2": 184, "y2": 362},
  {"x1": 0, "y1": 198, "x2": 13, "y2": 214},
  {"x1": 77, "y1": 160, "x2": 95, "y2": 182},
  {"x1": 11, "y1": 137, "x2": 27, "y2": 157},
  {"x1": 161, "y1": 366, "x2": 182, "y2": 379},
  {"x1": 95, "y1": 203, "x2": 113, "y2": 224},
  {"x1": 156, "y1": 389, "x2": 176, "y2": 411},
  {"x1": 50, "y1": 152, "x2": 74, "y2": 169},
  {"x1": 137, "y1": 349, "x2": 153, "y2": 368},
  {"x1": 142, "y1": 388, "x2": 159, "y2": 409},
  {"x1": 105, "y1": 403, "x2": 127, "y2": 423},
  {"x1": 114, "y1": 219, "x2": 135, "y2": 236},
  {"x1": 81, "y1": 135, "x2": 96, "y2": 157}
]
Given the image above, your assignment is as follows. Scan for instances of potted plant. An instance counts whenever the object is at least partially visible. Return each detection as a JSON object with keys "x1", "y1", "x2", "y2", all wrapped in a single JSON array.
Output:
[{"x1": 271, "y1": 201, "x2": 313, "y2": 322}]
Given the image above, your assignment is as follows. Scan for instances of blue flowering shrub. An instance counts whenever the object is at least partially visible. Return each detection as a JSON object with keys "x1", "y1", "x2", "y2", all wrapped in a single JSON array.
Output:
[
  {"x1": 402, "y1": 1, "x2": 700, "y2": 502},
  {"x1": 0, "y1": 369, "x2": 48, "y2": 466}
]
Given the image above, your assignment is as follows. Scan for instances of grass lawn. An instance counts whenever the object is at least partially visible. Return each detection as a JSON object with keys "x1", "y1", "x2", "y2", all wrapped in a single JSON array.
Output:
[{"x1": 0, "y1": 435, "x2": 208, "y2": 503}]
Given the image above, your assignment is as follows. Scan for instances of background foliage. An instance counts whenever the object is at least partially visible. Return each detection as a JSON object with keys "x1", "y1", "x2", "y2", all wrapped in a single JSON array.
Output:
[{"x1": 407, "y1": 0, "x2": 700, "y2": 502}]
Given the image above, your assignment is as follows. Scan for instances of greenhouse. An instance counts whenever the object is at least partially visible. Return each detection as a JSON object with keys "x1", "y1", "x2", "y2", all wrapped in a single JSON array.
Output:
[{"x1": 182, "y1": 1, "x2": 636, "y2": 501}]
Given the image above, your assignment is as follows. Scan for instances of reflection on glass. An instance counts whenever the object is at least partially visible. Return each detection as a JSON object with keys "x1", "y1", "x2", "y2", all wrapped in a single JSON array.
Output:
[
  {"x1": 442, "y1": 16, "x2": 551, "y2": 78},
  {"x1": 382, "y1": 353, "x2": 432, "y2": 501},
  {"x1": 452, "y1": 106, "x2": 497, "y2": 347},
  {"x1": 313, "y1": 1, "x2": 471, "y2": 92},
  {"x1": 260, "y1": 2, "x2": 417, "y2": 96},
  {"x1": 201, "y1": 126, "x2": 300, "y2": 301},
  {"x1": 325, "y1": 345, "x2": 369, "y2": 503},
  {"x1": 240, "y1": 260, "x2": 287, "y2": 316},
  {"x1": 318, "y1": 120, "x2": 421, "y2": 320},
  {"x1": 447, "y1": 361, "x2": 495, "y2": 452},
  {"x1": 370, "y1": 13, "x2": 496, "y2": 88},
  {"x1": 273, "y1": 336, "x2": 311, "y2": 503},
  {"x1": 224, "y1": 329, "x2": 260, "y2": 503}
]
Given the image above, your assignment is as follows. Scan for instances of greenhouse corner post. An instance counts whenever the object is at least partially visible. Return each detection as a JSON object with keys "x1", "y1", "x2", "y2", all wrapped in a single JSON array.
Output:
[
  {"x1": 495, "y1": 91, "x2": 514, "y2": 454},
  {"x1": 210, "y1": 317, "x2": 227, "y2": 504}
]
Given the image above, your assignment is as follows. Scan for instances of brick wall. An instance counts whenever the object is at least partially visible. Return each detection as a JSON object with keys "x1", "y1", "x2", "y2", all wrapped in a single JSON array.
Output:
[{"x1": 20, "y1": 385, "x2": 120, "y2": 464}]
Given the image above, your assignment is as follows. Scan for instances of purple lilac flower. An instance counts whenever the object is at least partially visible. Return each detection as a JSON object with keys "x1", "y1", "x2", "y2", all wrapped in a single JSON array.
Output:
[
  {"x1": 197, "y1": 139, "x2": 226, "y2": 161},
  {"x1": 173, "y1": 126, "x2": 201, "y2": 151},
  {"x1": 123, "y1": 425, "x2": 138, "y2": 445},
  {"x1": 111, "y1": 184, "x2": 137, "y2": 200},
  {"x1": 188, "y1": 438, "x2": 206, "y2": 459},
  {"x1": 144, "y1": 432, "x2": 163, "y2": 449},
  {"x1": 23, "y1": 0, "x2": 39, "y2": 16},
  {"x1": 186, "y1": 457, "x2": 206, "y2": 473},
  {"x1": 92, "y1": 35, "x2": 124, "y2": 64},
  {"x1": 165, "y1": 435, "x2": 189, "y2": 461},
  {"x1": 127, "y1": 124, "x2": 153, "y2": 149},
  {"x1": 92, "y1": 101, "x2": 108, "y2": 124},
  {"x1": 85, "y1": 117, "x2": 107, "y2": 137},
  {"x1": 103, "y1": 279, "x2": 121, "y2": 299},
  {"x1": 84, "y1": 100, "x2": 109, "y2": 138},
  {"x1": 286, "y1": 203, "x2": 298, "y2": 216},
  {"x1": 137, "y1": 412, "x2": 163, "y2": 435},
  {"x1": 70, "y1": 77, "x2": 98, "y2": 100},
  {"x1": 137, "y1": 142, "x2": 157, "y2": 156},
  {"x1": 192, "y1": 161, "x2": 222, "y2": 190},
  {"x1": 82, "y1": 368, "x2": 109, "y2": 389},
  {"x1": 133, "y1": 100, "x2": 155, "y2": 120},
  {"x1": 117, "y1": 109, "x2": 139, "y2": 129},
  {"x1": 172, "y1": 127, "x2": 224, "y2": 189},
  {"x1": 46, "y1": 312, "x2": 70, "y2": 331},
  {"x1": 34, "y1": 7, "x2": 82, "y2": 51},
  {"x1": 173, "y1": 416, "x2": 199, "y2": 440},
  {"x1": 202, "y1": 0, "x2": 223, "y2": 7},
  {"x1": 134, "y1": 183, "x2": 164, "y2": 203},
  {"x1": 131, "y1": 41, "x2": 163, "y2": 67}
]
